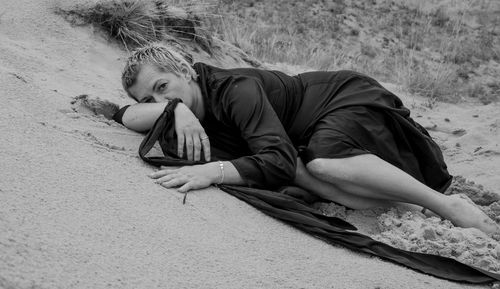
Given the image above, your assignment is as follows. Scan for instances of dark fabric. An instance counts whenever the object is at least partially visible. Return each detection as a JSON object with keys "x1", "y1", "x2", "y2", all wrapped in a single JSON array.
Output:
[
  {"x1": 195, "y1": 65, "x2": 298, "y2": 188},
  {"x1": 193, "y1": 63, "x2": 451, "y2": 193},
  {"x1": 138, "y1": 106, "x2": 500, "y2": 283},
  {"x1": 112, "y1": 105, "x2": 130, "y2": 125},
  {"x1": 302, "y1": 105, "x2": 452, "y2": 193}
]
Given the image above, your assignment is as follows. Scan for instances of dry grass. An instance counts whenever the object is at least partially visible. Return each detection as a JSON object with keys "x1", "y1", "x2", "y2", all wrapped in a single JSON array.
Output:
[
  {"x1": 213, "y1": 0, "x2": 500, "y2": 103},
  {"x1": 56, "y1": 0, "x2": 213, "y2": 53}
]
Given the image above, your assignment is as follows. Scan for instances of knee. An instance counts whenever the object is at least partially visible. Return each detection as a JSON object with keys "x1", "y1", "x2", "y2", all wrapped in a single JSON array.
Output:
[
  {"x1": 306, "y1": 158, "x2": 353, "y2": 183},
  {"x1": 306, "y1": 155, "x2": 378, "y2": 183},
  {"x1": 305, "y1": 158, "x2": 327, "y2": 176}
]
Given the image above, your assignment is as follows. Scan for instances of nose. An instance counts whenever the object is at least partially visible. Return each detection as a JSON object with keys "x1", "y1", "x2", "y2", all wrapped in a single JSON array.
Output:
[{"x1": 151, "y1": 93, "x2": 164, "y2": 103}]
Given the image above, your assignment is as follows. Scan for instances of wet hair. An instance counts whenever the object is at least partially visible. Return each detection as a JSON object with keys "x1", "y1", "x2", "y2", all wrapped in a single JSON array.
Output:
[{"x1": 121, "y1": 43, "x2": 197, "y2": 100}]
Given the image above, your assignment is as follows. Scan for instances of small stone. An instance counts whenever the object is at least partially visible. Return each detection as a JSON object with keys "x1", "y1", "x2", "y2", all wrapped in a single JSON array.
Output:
[
  {"x1": 451, "y1": 249, "x2": 461, "y2": 257},
  {"x1": 444, "y1": 118, "x2": 450, "y2": 122},
  {"x1": 470, "y1": 237, "x2": 487, "y2": 249},
  {"x1": 446, "y1": 230, "x2": 464, "y2": 243},
  {"x1": 472, "y1": 114, "x2": 479, "y2": 118},
  {"x1": 438, "y1": 248, "x2": 452, "y2": 256},
  {"x1": 382, "y1": 218, "x2": 392, "y2": 227},
  {"x1": 452, "y1": 128, "x2": 466, "y2": 136},
  {"x1": 409, "y1": 234, "x2": 418, "y2": 241},
  {"x1": 422, "y1": 228, "x2": 437, "y2": 240},
  {"x1": 477, "y1": 258, "x2": 491, "y2": 268},
  {"x1": 459, "y1": 251, "x2": 471, "y2": 261},
  {"x1": 490, "y1": 202, "x2": 500, "y2": 214}
]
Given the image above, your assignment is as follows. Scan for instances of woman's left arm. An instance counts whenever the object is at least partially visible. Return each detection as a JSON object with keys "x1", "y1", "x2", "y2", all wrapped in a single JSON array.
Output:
[
  {"x1": 221, "y1": 77, "x2": 297, "y2": 188},
  {"x1": 149, "y1": 161, "x2": 244, "y2": 193},
  {"x1": 151, "y1": 76, "x2": 297, "y2": 191}
]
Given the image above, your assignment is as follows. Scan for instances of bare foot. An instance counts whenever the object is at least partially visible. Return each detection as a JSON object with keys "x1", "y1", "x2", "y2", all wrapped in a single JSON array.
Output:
[{"x1": 446, "y1": 194, "x2": 500, "y2": 235}]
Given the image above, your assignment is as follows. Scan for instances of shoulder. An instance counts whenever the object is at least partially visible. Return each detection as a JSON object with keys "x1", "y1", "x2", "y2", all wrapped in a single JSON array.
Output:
[
  {"x1": 194, "y1": 62, "x2": 281, "y2": 88},
  {"x1": 196, "y1": 63, "x2": 264, "y2": 100},
  {"x1": 297, "y1": 69, "x2": 378, "y2": 86}
]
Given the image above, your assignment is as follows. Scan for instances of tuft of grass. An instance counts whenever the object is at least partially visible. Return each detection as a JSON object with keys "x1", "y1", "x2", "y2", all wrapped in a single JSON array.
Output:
[{"x1": 56, "y1": 0, "x2": 213, "y2": 53}]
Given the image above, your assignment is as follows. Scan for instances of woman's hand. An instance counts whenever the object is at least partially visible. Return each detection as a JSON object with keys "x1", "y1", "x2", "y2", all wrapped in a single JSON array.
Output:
[
  {"x1": 149, "y1": 164, "x2": 219, "y2": 193},
  {"x1": 174, "y1": 103, "x2": 210, "y2": 161}
]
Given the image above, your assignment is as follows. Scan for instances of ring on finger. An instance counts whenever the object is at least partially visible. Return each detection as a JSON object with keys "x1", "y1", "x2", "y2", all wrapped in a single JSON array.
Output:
[{"x1": 200, "y1": 136, "x2": 209, "y2": 140}]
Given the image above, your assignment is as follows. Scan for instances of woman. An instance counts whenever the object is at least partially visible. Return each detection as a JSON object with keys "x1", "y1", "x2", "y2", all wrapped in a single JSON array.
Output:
[{"x1": 115, "y1": 43, "x2": 499, "y2": 235}]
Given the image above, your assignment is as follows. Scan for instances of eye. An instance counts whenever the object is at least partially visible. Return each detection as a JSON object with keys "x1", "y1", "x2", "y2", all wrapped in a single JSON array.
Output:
[
  {"x1": 158, "y1": 82, "x2": 168, "y2": 91},
  {"x1": 139, "y1": 96, "x2": 155, "y2": 103}
]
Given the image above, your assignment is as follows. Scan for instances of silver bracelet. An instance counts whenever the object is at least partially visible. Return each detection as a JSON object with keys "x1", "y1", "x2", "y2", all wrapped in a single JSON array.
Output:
[{"x1": 217, "y1": 161, "x2": 224, "y2": 184}]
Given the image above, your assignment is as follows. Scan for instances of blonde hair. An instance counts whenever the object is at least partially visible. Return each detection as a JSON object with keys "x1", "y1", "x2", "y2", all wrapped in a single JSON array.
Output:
[{"x1": 121, "y1": 43, "x2": 197, "y2": 99}]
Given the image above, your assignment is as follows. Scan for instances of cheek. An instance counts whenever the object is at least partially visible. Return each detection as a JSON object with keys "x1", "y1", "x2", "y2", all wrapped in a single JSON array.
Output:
[{"x1": 171, "y1": 85, "x2": 189, "y2": 99}]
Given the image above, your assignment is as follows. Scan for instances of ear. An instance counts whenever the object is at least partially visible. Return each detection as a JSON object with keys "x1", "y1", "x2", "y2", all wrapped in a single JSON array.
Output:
[{"x1": 180, "y1": 64, "x2": 192, "y2": 80}]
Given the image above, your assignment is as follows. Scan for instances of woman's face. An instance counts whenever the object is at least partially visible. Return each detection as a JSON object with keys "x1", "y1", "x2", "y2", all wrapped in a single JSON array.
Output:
[{"x1": 128, "y1": 63, "x2": 195, "y2": 108}]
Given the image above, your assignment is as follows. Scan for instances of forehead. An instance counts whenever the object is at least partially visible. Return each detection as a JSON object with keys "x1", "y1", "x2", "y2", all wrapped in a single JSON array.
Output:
[{"x1": 128, "y1": 64, "x2": 163, "y2": 100}]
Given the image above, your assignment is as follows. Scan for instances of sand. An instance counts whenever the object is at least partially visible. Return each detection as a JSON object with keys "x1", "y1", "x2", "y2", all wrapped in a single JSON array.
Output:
[
  {"x1": 317, "y1": 177, "x2": 500, "y2": 273},
  {"x1": 0, "y1": 0, "x2": 499, "y2": 288}
]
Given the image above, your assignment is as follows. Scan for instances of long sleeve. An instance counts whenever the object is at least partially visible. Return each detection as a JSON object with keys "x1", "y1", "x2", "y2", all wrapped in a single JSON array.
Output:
[
  {"x1": 217, "y1": 76, "x2": 297, "y2": 188},
  {"x1": 112, "y1": 105, "x2": 130, "y2": 125}
]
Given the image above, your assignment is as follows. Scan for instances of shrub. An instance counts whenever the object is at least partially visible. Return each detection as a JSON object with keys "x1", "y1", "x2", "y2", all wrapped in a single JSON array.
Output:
[{"x1": 56, "y1": 0, "x2": 212, "y2": 52}]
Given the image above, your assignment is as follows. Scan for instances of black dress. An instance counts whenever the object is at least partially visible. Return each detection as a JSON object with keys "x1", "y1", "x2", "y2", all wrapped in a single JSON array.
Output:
[{"x1": 194, "y1": 63, "x2": 452, "y2": 191}]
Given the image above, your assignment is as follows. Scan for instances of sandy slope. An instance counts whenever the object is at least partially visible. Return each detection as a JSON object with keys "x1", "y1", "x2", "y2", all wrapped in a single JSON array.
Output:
[{"x1": 0, "y1": 0, "x2": 499, "y2": 288}]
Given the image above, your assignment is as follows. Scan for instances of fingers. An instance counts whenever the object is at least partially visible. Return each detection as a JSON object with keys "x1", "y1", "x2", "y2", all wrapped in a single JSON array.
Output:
[
  {"x1": 149, "y1": 168, "x2": 176, "y2": 179},
  {"x1": 193, "y1": 136, "x2": 201, "y2": 162},
  {"x1": 154, "y1": 173, "x2": 180, "y2": 184},
  {"x1": 201, "y1": 135, "x2": 211, "y2": 162},
  {"x1": 177, "y1": 182, "x2": 193, "y2": 193},
  {"x1": 183, "y1": 133, "x2": 205, "y2": 162},
  {"x1": 154, "y1": 173, "x2": 195, "y2": 193},
  {"x1": 151, "y1": 170, "x2": 188, "y2": 188},
  {"x1": 160, "y1": 177, "x2": 188, "y2": 189},
  {"x1": 160, "y1": 166, "x2": 181, "y2": 170},
  {"x1": 149, "y1": 166, "x2": 210, "y2": 194},
  {"x1": 177, "y1": 133, "x2": 184, "y2": 158},
  {"x1": 185, "y1": 135, "x2": 194, "y2": 161}
]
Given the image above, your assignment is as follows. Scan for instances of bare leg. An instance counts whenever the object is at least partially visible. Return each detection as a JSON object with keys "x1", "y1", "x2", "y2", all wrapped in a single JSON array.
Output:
[
  {"x1": 293, "y1": 158, "x2": 396, "y2": 210},
  {"x1": 304, "y1": 154, "x2": 499, "y2": 234}
]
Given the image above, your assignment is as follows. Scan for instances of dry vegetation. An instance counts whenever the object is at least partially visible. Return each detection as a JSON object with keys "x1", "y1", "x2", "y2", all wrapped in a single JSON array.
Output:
[
  {"x1": 56, "y1": 0, "x2": 215, "y2": 56},
  {"x1": 212, "y1": 0, "x2": 500, "y2": 105},
  {"x1": 58, "y1": 0, "x2": 500, "y2": 105}
]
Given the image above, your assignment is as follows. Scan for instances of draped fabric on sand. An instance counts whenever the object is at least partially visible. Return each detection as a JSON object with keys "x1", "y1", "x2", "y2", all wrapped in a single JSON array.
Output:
[{"x1": 138, "y1": 100, "x2": 500, "y2": 284}]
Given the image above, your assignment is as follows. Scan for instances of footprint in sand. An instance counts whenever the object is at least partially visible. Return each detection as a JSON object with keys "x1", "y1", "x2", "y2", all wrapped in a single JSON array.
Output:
[
  {"x1": 425, "y1": 124, "x2": 467, "y2": 137},
  {"x1": 63, "y1": 95, "x2": 134, "y2": 153},
  {"x1": 70, "y1": 94, "x2": 120, "y2": 120}
]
